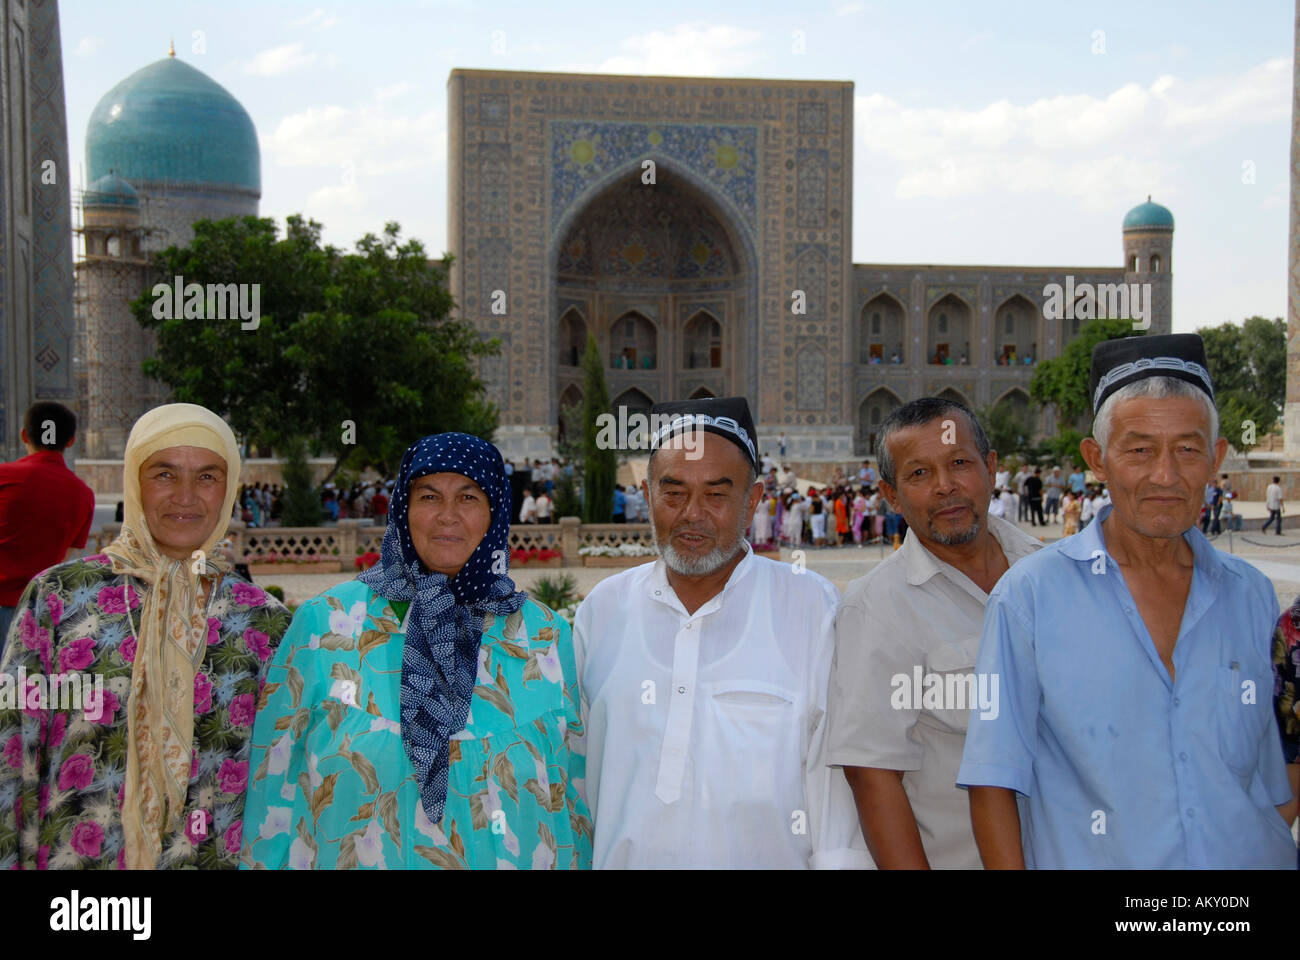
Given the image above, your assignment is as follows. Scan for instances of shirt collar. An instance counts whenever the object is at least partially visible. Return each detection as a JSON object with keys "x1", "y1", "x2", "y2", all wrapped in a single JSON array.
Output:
[
  {"x1": 901, "y1": 511, "x2": 1037, "y2": 588},
  {"x1": 26, "y1": 449, "x2": 69, "y2": 465},
  {"x1": 1058, "y1": 502, "x2": 1236, "y2": 582}
]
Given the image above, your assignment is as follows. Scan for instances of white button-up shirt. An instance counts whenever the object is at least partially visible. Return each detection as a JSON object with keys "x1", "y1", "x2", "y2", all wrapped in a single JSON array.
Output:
[{"x1": 574, "y1": 545, "x2": 870, "y2": 869}]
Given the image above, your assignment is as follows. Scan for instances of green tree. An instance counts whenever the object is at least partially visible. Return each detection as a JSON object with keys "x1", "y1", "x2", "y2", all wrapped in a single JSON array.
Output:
[
  {"x1": 134, "y1": 216, "x2": 499, "y2": 480},
  {"x1": 1030, "y1": 317, "x2": 1144, "y2": 428},
  {"x1": 278, "y1": 435, "x2": 323, "y2": 526},
  {"x1": 1196, "y1": 316, "x2": 1285, "y2": 451},
  {"x1": 580, "y1": 334, "x2": 615, "y2": 523},
  {"x1": 978, "y1": 401, "x2": 1035, "y2": 459}
]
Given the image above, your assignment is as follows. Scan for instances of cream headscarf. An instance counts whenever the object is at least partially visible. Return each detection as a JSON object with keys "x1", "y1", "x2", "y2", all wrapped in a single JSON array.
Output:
[{"x1": 104, "y1": 403, "x2": 242, "y2": 870}]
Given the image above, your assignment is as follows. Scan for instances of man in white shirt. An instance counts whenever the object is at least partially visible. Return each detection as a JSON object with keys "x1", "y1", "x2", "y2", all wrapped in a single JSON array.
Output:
[
  {"x1": 994, "y1": 467, "x2": 1010, "y2": 492},
  {"x1": 1079, "y1": 489, "x2": 1096, "y2": 529},
  {"x1": 535, "y1": 489, "x2": 552, "y2": 523},
  {"x1": 575, "y1": 396, "x2": 868, "y2": 869},
  {"x1": 1264, "y1": 476, "x2": 1285, "y2": 535},
  {"x1": 519, "y1": 488, "x2": 537, "y2": 524},
  {"x1": 828, "y1": 398, "x2": 1041, "y2": 869}
]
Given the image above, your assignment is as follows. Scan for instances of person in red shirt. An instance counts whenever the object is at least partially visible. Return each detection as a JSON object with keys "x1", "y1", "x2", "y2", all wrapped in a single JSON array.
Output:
[
  {"x1": 371, "y1": 484, "x2": 391, "y2": 525},
  {"x1": 0, "y1": 402, "x2": 95, "y2": 654}
]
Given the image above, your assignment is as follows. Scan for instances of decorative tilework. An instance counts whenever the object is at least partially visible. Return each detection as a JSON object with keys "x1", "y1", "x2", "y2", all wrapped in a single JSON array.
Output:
[
  {"x1": 798, "y1": 102, "x2": 827, "y2": 135},
  {"x1": 478, "y1": 237, "x2": 510, "y2": 312},
  {"x1": 480, "y1": 93, "x2": 509, "y2": 126},
  {"x1": 796, "y1": 148, "x2": 828, "y2": 228},
  {"x1": 795, "y1": 244, "x2": 827, "y2": 321},
  {"x1": 478, "y1": 142, "x2": 510, "y2": 221},
  {"x1": 795, "y1": 340, "x2": 826, "y2": 410},
  {"x1": 550, "y1": 121, "x2": 758, "y2": 235}
]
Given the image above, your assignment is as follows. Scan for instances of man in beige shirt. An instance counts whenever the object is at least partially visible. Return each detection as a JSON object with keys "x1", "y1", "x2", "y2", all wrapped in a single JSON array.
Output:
[{"x1": 827, "y1": 397, "x2": 1040, "y2": 868}]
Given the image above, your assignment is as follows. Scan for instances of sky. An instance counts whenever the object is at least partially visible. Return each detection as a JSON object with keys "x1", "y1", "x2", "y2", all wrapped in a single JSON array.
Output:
[{"x1": 59, "y1": 0, "x2": 1297, "y2": 333}]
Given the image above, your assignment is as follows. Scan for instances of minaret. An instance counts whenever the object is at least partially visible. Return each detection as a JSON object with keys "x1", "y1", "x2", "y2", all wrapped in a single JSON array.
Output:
[
  {"x1": 1285, "y1": 2, "x2": 1300, "y2": 458},
  {"x1": 1121, "y1": 196, "x2": 1174, "y2": 335}
]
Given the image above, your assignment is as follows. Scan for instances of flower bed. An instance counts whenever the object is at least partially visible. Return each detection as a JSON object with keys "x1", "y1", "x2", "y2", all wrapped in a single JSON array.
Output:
[
  {"x1": 579, "y1": 542, "x2": 657, "y2": 567},
  {"x1": 512, "y1": 547, "x2": 563, "y2": 568},
  {"x1": 248, "y1": 561, "x2": 343, "y2": 574},
  {"x1": 355, "y1": 551, "x2": 381, "y2": 571},
  {"x1": 248, "y1": 552, "x2": 343, "y2": 575}
]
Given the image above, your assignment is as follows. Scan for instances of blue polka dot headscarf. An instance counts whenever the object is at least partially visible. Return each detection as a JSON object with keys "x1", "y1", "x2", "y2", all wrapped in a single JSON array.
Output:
[{"x1": 358, "y1": 432, "x2": 526, "y2": 825}]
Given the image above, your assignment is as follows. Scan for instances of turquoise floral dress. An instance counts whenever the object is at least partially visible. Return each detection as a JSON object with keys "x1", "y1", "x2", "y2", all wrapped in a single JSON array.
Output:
[
  {"x1": 240, "y1": 580, "x2": 592, "y2": 869},
  {"x1": 0, "y1": 555, "x2": 290, "y2": 869}
]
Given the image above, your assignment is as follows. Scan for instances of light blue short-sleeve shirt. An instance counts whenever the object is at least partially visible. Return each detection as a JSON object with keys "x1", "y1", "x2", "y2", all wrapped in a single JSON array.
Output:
[{"x1": 957, "y1": 503, "x2": 1295, "y2": 869}]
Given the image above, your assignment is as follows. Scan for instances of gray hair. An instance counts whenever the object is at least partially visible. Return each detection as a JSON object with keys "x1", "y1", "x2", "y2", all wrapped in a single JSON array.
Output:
[
  {"x1": 874, "y1": 397, "x2": 991, "y2": 488},
  {"x1": 1092, "y1": 376, "x2": 1219, "y2": 452}
]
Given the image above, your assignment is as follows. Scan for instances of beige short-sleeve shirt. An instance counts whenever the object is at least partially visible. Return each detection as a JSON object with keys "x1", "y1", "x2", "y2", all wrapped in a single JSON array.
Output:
[{"x1": 827, "y1": 513, "x2": 1041, "y2": 868}]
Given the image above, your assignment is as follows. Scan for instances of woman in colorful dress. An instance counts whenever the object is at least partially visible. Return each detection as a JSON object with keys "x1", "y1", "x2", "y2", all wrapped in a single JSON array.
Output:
[
  {"x1": 750, "y1": 493, "x2": 772, "y2": 548},
  {"x1": 850, "y1": 488, "x2": 867, "y2": 546},
  {"x1": 833, "y1": 490, "x2": 849, "y2": 546},
  {"x1": 1271, "y1": 598, "x2": 1300, "y2": 866},
  {"x1": 241, "y1": 433, "x2": 591, "y2": 869},
  {"x1": 1061, "y1": 490, "x2": 1081, "y2": 537},
  {"x1": 0, "y1": 403, "x2": 290, "y2": 869}
]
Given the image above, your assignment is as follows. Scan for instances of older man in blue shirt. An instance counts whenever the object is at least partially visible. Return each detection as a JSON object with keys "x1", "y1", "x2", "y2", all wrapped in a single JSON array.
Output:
[{"x1": 957, "y1": 334, "x2": 1296, "y2": 868}]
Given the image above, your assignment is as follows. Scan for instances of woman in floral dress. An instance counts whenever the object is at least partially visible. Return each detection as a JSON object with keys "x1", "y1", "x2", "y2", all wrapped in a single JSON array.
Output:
[
  {"x1": 0, "y1": 403, "x2": 289, "y2": 869},
  {"x1": 241, "y1": 433, "x2": 592, "y2": 869}
]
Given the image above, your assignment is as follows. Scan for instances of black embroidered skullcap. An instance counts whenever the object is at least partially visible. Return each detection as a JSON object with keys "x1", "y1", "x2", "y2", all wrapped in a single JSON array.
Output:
[
  {"x1": 649, "y1": 396, "x2": 758, "y2": 469},
  {"x1": 1090, "y1": 334, "x2": 1214, "y2": 415}
]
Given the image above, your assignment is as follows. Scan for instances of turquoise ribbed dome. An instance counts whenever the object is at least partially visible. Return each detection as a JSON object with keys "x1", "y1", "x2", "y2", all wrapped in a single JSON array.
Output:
[
  {"x1": 84, "y1": 172, "x2": 139, "y2": 207},
  {"x1": 86, "y1": 57, "x2": 260, "y2": 193},
  {"x1": 1122, "y1": 197, "x2": 1174, "y2": 231}
]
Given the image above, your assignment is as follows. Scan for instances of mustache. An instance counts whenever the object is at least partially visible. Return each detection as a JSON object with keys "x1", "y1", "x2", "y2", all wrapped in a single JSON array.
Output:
[
  {"x1": 929, "y1": 498, "x2": 974, "y2": 519},
  {"x1": 670, "y1": 523, "x2": 717, "y2": 538}
]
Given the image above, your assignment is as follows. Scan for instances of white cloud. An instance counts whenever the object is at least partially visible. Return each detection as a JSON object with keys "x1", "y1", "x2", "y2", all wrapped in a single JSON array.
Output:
[
  {"x1": 835, "y1": 1, "x2": 865, "y2": 13},
  {"x1": 856, "y1": 58, "x2": 1290, "y2": 207},
  {"x1": 74, "y1": 36, "x2": 103, "y2": 57},
  {"x1": 374, "y1": 81, "x2": 417, "y2": 102},
  {"x1": 562, "y1": 23, "x2": 762, "y2": 77},
  {"x1": 262, "y1": 98, "x2": 445, "y2": 245},
  {"x1": 244, "y1": 42, "x2": 319, "y2": 77},
  {"x1": 293, "y1": 8, "x2": 340, "y2": 30}
]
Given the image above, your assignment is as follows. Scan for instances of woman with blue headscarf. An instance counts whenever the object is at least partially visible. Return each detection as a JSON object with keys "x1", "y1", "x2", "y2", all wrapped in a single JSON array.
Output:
[{"x1": 240, "y1": 434, "x2": 592, "y2": 869}]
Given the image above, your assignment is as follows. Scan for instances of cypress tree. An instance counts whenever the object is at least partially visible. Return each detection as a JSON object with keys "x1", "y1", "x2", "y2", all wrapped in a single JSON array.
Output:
[
  {"x1": 279, "y1": 435, "x2": 324, "y2": 527},
  {"x1": 580, "y1": 334, "x2": 615, "y2": 523}
]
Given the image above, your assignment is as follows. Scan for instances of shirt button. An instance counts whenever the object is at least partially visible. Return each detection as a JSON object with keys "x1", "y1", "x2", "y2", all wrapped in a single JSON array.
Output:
[
  {"x1": 1173, "y1": 697, "x2": 1181, "y2": 706},
  {"x1": 677, "y1": 686, "x2": 686, "y2": 694},
  {"x1": 685, "y1": 623, "x2": 692, "y2": 630},
  {"x1": 1186, "y1": 808, "x2": 1196, "y2": 817},
  {"x1": 1179, "y1": 751, "x2": 1188, "y2": 761},
  {"x1": 655, "y1": 590, "x2": 661, "y2": 596}
]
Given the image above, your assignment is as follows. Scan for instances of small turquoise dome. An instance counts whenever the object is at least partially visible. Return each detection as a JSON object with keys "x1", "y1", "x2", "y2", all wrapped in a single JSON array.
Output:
[
  {"x1": 86, "y1": 56, "x2": 260, "y2": 193},
  {"x1": 83, "y1": 172, "x2": 139, "y2": 207},
  {"x1": 1123, "y1": 197, "x2": 1174, "y2": 231}
]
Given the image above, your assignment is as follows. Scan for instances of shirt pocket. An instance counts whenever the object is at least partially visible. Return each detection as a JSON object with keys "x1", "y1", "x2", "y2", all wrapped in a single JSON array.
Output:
[
  {"x1": 707, "y1": 679, "x2": 799, "y2": 797},
  {"x1": 924, "y1": 636, "x2": 982, "y2": 735},
  {"x1": 1215, "y1": 663, "x2": 1270, "y2": 777}
]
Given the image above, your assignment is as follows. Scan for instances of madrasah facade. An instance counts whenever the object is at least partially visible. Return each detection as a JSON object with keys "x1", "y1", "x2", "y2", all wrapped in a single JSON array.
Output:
[{"x1": 446, "y1": 69, "x2": 1173, "y2": 463}]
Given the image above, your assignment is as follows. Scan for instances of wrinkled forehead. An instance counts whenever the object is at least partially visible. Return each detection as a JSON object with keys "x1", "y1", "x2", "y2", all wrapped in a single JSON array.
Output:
[
  {"x1": 1106, "y1": 394, "x2": 1215, "y2": 441},
  {"x1": 139, "y1": 445, "x2": 229, "y2": 474},
  {"x1": 409, "y1": 470, "x2": 482, "y2": 493}
]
